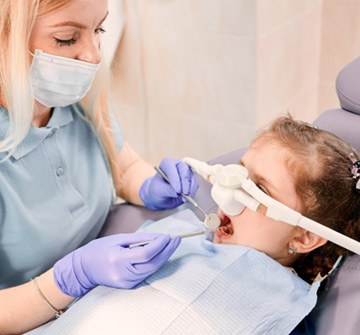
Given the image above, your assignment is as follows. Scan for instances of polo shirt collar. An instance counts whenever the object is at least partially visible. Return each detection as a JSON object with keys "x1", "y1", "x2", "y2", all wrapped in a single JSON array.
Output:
[{"x1": 0, "y1": 105, "x2": 74, "y2": 160}]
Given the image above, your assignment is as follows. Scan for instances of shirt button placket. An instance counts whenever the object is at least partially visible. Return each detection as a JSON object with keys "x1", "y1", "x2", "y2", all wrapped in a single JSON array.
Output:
[{"x1": 56, "y1": 167, "x2": 65, "y2": 177}]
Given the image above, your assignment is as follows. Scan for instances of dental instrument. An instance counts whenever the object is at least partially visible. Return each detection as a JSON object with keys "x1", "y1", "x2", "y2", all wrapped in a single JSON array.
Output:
[
  {"x1": 183, "y1": 157, "x2": 360, "y2": 255},
  {"x1": 128, "y1": 230, "x2": 206, "y2": 249},
  {"x1": 154, "y1": 166, "x2": 221, "y2": 231}
]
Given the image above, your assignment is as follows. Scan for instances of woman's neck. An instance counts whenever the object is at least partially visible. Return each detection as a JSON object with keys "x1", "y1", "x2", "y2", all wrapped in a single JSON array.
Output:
[
  {"x1": 0, "y1": 96, "x2": 6, "y2": 110},
  {"x1": 32, "y1": 101, "x2": 52, "y2": 127}
]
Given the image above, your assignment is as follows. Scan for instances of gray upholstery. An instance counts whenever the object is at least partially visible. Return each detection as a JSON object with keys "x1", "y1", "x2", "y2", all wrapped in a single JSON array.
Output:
[
  {"x1": 100, "y1": 56, "x2": 360, "y2": 335},
  {"x1": 292, "y1": 57, "x2": 360, "y2": 335},
  {"x1": 336, "y1": 56, "x2": 360, "y2": 114},
  {"x1": 314, "y1": 108, "x2": 360, "y2": 151}
]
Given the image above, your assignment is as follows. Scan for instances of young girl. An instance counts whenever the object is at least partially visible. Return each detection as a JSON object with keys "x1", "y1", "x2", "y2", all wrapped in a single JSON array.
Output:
[
  {"x1": 31, "y1": 116, "x2": 360, "y2": 334},
  {"x1": 239, "y1": 116, "x2": 360, "y2": 284},
  {"x1": 0, "y1": 1, "x2": 198, "y2": 333}
]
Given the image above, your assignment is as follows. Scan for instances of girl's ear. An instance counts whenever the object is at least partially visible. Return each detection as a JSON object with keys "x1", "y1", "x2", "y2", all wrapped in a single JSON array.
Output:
[{"x1": 291, "y1": 229, "x2": 327, "y2": 254}]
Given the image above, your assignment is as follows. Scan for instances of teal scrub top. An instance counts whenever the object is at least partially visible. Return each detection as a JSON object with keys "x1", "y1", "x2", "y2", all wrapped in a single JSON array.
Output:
[{"x1": 0, "y1": 104, "x2": 122, "y2": 288}]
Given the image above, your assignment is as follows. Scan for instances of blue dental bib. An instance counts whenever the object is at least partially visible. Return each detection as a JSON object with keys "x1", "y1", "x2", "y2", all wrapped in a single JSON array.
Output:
[{"x1": 39, "y1": 209, "x2": 319, "y2": 335}]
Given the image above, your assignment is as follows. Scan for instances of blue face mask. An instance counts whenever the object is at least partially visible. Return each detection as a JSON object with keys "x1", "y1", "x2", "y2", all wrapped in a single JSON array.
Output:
[{"x1": 30, "y1": 49, "x2": 100, "y2": 107}]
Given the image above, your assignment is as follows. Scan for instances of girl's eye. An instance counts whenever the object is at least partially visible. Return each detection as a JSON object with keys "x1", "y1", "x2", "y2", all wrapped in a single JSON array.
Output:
[
  {"x1": 257, "y1": 184, "x2": 268, "y2": 194},
  {"x1": 54, "y1": 38, "x2": 76, "y2": 46},
  {"x1": 95, "y1": 27, "x2": 106, "y2": 34}
]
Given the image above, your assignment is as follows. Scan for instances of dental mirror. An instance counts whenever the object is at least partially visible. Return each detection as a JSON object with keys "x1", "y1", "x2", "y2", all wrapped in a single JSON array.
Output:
[{"x1": 204, "y1": 213, "x2": 221, "y2": 231}]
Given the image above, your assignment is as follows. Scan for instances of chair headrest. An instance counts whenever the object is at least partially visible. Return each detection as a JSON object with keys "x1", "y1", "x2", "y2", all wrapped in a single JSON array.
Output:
[
  {"x1": 336, "y1": 57, "x2": 360, "y2": 115},
  {"x1": 313, "y1": 56, "x2": 360, "y2": 152}
]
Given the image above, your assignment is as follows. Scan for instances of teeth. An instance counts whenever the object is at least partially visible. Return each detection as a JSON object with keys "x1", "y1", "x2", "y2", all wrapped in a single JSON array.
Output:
[{"x1": 219, "y1": 223, "x2": 233, "y2": 236}]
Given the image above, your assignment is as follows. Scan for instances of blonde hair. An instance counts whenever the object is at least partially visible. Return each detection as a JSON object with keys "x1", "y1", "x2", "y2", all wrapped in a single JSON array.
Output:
[
  {"x1": 0, "y1": 0, "x2": 38, "y2": 152},
  {"x1": 0, "y1": 0, "x2": 120, "y2": 187}
]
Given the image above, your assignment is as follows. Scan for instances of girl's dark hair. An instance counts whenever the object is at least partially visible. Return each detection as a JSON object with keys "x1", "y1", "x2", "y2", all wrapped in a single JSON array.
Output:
[{"x1": 256, "y1": 116, "x2": 360, "y2": 283}]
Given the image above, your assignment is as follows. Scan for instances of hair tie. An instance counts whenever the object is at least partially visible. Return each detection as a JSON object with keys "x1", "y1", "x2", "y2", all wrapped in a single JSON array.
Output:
[{"x1": 349, "y1": 153, "x2": 360, "y2": 190}]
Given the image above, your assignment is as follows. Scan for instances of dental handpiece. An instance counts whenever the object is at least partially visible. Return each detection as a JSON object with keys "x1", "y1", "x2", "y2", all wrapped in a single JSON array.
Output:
[{"x1": 154, "y1": 166, "x2": 221, "y2": 232}]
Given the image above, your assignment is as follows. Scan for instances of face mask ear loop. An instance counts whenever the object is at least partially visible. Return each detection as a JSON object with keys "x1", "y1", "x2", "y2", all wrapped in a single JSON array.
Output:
[{"x1": 28, "y1": 49, "x2": 43, "y2": 58}]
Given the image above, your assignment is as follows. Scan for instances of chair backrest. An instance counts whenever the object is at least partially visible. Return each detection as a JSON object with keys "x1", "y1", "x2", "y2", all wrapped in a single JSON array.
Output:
[
  {"x1": 314, "y1": 57, "x2": 360, "y2": 151},
  {"x1": 292, "y1": 57, "x2": 360, "y2": 335}
]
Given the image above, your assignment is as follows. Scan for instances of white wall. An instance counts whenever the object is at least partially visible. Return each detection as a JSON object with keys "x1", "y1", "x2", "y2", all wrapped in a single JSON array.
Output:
[{"x1": 104, "y1": 0, "x2": 360, "y2": 164}]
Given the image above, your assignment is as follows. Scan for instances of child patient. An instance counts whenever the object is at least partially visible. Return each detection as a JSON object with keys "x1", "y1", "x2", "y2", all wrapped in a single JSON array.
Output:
[
  {"x1": 210, "y1": 116, "x2": 360, "y2": 284},
  {"x1": 33, "y1": 116, "x2": 360, "y2": 335}
]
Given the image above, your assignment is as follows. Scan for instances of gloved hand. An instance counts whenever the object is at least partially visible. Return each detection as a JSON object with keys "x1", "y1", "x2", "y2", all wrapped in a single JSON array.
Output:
[
  {"x1": 139, "y1": 157, "x2": 199, "y2": 210},
  {"x1": 53, "y1": 232, "x2": 181, "y2": 297}
]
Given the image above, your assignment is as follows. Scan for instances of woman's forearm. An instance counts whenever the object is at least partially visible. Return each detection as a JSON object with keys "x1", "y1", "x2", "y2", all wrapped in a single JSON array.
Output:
[
  {"x1": 114, "y1": 141, "x2": 154, "y2": 204},
  {"x1": 0, "y1": 269, "x2": 74, "y2": 334}
]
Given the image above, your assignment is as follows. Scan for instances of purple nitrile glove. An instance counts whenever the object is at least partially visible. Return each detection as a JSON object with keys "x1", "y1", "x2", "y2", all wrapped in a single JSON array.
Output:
[
  {"x1": 139, "y1": 158, "x2": 199, "y2": 210},
  {"x1": 53, "y1": 232, "x2": 181, "y2": 297}
]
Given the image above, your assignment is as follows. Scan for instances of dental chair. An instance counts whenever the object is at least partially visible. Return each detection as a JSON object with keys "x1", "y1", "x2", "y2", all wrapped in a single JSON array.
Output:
[
  {"x1": 100, "y1": 56, "x2": 360, "y2": 335},
  {"x1": 291, "y1": 58, "x2": 360, "y2": 334}
]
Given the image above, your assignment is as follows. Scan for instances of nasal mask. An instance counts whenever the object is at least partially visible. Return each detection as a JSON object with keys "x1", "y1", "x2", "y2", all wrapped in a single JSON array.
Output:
[
  {"x1": 30, "y1": 49, "x2": 100, "y2": 107},
  {"x1": 183, "y1": 157, "x2": 360, "y2": 255}
]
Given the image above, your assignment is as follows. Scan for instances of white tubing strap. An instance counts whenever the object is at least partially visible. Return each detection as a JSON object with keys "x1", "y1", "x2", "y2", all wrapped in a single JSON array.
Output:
[{"x1": 183, "y1": 157, "x2": 360, "y2": 255}]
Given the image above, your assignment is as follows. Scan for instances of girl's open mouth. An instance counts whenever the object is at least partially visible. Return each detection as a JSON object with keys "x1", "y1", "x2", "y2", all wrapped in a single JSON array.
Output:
[{"x1": 215, "y1": 211, "x2": 234, "y2": 238}]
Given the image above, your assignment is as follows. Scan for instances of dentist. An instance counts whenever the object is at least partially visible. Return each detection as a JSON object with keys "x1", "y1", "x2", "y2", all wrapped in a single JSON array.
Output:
[{"x1": 0, "y1": 0, "x2": 197, "y2": 333}]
